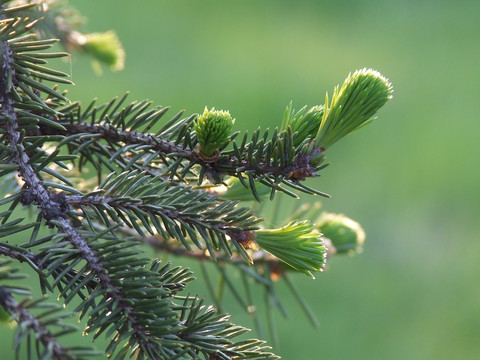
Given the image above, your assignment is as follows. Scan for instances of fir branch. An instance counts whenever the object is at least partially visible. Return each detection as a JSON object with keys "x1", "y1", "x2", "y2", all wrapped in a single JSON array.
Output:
[
  {"x1": 66, "y1": 186, "x2": 260, "y2": 234},
  {"x1": 2, "y1": 19, "x2": 279, "y2": 355},
  {"x1": 0, "y1": 287, "x2": 71, "y2": 360},
  {"x1": 31, "y1": 223, "x2": 178, "y2": 357},
  {"x1": 62, "y1": 122, "x2": 194, "y2": 159},
  {"x1": 141, "y1": 233, "x2": 285, "y2": 266},
  {"x1": 39, "y1": 113, "x2": 328, "y2": 199},
  {"x1": 0, "y1": 241, "x2": 45, "y2": 271},
  {"x1": 1, "y1": 5, "x2": 108, "y2": 289},
  {"x1": 8, "y1": 0, "x2": 125, "y2": 70},
  {"x1": 63, "y1": 171, "x2": 262, "y2": 262},
  {"x1": 0, "y1": 259, "x2": 98, "y2": 359}
]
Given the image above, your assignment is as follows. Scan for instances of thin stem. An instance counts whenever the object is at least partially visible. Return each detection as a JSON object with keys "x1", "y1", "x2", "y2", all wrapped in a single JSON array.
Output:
[
  {"x1": 283, "y1": 273, "x2": 319, "y2": 328},
  {"x1": 199, "y1": 260, "x2": 222, "y2": 312}
]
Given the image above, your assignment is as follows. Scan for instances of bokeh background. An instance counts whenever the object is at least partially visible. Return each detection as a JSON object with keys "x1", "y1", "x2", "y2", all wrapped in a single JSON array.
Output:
[{"x1": 3, "y1": 0, "x2": 480, "y2": 359}]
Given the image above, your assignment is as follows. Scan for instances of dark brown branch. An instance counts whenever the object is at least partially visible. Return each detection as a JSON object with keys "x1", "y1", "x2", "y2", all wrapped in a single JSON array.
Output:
[
  {"x1": 0, "y1": 243, "x2": 101, "y2": 293},
  {"x1": 44, "y1": 121, "x2": 321, "y2": 182},
  {"x1": 0, "y1": 244, "x2": 43, "y2": 269},
  {"x1": 143, "y1": 234, "x2": 276, "y2": 264},
  {"x1": 0, "y1": 287, "x2": 69, "y2": 360},
  {"x1": 63, "y1": 122, "x2": 194, "y2": 159}
]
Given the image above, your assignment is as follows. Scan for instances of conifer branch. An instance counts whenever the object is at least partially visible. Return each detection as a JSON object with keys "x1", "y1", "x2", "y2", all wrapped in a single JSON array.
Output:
[
  {"x1": 38, "y1": 116, "x2": 312, "y2": 179},
  {"x1": 0, "y1": 242, "x2": 45, "y2": 271},
  {"x1": 38, "y1": 108, "x2": 330, "y2": 199},
  {"x1": 0, "y1": 259, "x2": 100, "y2": 359},
  {"x1": 62, "y1": 121, "x2": 194, "y2": 160},
  {"x1": 141, "y1": 233, "x2": 286, "y2": 266},
  {"x1": 0, "y1": 287, "x2": 69, "y2": 360},
  {"x1": 66, "y1": 183, "x2": 260, "y2": 229},
  {"x1": 4, "y1": 12, "x2": 257, "y2": 357}
]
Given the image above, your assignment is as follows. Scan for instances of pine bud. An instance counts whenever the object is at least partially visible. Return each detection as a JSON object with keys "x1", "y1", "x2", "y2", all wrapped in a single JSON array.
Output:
[
  {"x1": 281, "y1": 102, "x2": 325, "y2": 147},
  {"x1": 255, "y1": 222, "x2": 327, "y2": 278},
  {"x1": 194, "y1": 107, "x2": 235, "y2": 157},
  {"x1": 78, "y1": 31, "x2": 125, "y2": 71},
  {"x1": 316, "y1": 213, "x2": 365, "y2": 254},
  {"x1": 314, "y1": 68, "x2": 393, "y2": 149}
]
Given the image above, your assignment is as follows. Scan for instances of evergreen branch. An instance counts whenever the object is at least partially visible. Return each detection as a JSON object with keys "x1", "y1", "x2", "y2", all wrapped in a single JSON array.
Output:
[
  {"x1": 0, "y1": 287, "x2": 72, "y2": 359},
  {"x1": 0, "y1": 221, "x2": 101, "y2": 296},
  {"x1": 3, "y1": 65, "x2": 277, "y2": 357},
  {"x1": 0, "y1": 259, "x2": 100, "y2": 359},
  {"x1": 177, "y1": 298, "x2": 279, "y2": 360},
  {"x1": 1, "y1": 26, "x2": 65, "y2": 222},
  {"x1": 1, "y1": 16, "x2": 280, "y2": 356},
  {"x1": 0, "y1": 241, "x2": 45, "y2": 272},
  {"x1": 25, "y1": 94, "x2": 326, "y2": 197},
  {"x1": 141, "y1": 233, "x2": 287, "y2": 266},
  {"x1": 65, "y1": 171, "x2": 262, "y2": 262},
  {"x1": 39, "y1": 109, "x2": 329, "y2": 199},
  {"x1": 66, "y1": 175, "x2": 261, "y2": 229},
  {"x1": 30, "y1": 222, "x2": 191, "y2": 357},
  {"x1": 0, "y1": 286, "x2": 77, "y2": 360},
  {"x1": 1, "y1": 2, "x2": 394, "y2": 358},
  {"x1": 62, "y1": 120, "x2": 194, "y2": 161}
]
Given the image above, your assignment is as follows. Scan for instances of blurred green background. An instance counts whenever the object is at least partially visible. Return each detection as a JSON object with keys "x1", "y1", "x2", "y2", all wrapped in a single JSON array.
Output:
[{"x1": 3, "y1": 0, "x2": 480, "y2": 359}]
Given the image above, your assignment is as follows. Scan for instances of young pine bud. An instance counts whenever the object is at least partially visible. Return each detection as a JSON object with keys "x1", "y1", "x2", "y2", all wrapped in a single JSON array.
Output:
[
  {"x1": 77, "y1": 31, "x2": 125, "y2": 71},
  {"x1": 281, "y1": 102, "x2": 325, "y2": 147},
  {"x1": 255, "y1": 221, "x2": 327, "y2": 278},
  {"x1": 316, "y1": 212, "x2": 365, "y2": 255},
  {"x1": 314, "y1": 68, "x2": 393, "y2": 149},
  {"x1": 194, "y1": 107, "x2": 235, "y2": 157}
]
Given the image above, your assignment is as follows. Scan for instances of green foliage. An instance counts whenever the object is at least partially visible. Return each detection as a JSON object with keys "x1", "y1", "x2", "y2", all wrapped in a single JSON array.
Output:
[
  {"x1": 0, "y1": 1, "x2": 393, "y2": 359},
  {"x1": 0, "y1": 259, "x2": 101, "y2": 359}
]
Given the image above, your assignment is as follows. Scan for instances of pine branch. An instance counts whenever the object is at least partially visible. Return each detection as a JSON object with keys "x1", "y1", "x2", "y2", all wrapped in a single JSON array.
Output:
[
  {"x1": 0, "y1": 287, "x2": 72, "y2": 360},
  {"x1": 62, "y1": 121, "x2": 194, "y2": 159},
  {"x1": 140, "y1": 231, "x2": 292, "y2": 266},
  {"x1": 0, "y1": 259, "x2": 100, "y2": 359},
  {"x1": 0, "y1": 221, "x2": 101, "y2": 297},
  {"x1": 0, "y1": 241, "x2": 45, "y2": 271},
  {"x1": 64, "y1": 172, "x2": 262, "y2": 259},
  {"x1": 34, "y1": 105, "x2": 330, "y2": 200},
  {"x1": 7, "y1": 0, "x2": 125, "y2": 70},
  {"x1": 1, "y1": 16, "x2": 106, "y2": 297}
]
